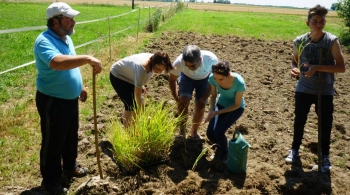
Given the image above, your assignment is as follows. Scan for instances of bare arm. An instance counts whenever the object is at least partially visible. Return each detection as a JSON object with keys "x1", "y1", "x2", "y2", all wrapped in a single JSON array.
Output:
[
  {"x1": 50, "y1": 54, "x2": 102, "y2": 74},
  {"x1": 169, "y1": 73, "x2": 180, "y2": 102},
  {"x1": 304, "y1": 40, "x2": 345, "y2": 77},
  {"x1": 208, "y1": 85, "x2": 217, "y2": 111},
  {"x1": 291, "y1": 46, "x2": 301, "y2": 78},
  {"x1": 204, "y1": 85, "x2": 217, "y2": 123}
]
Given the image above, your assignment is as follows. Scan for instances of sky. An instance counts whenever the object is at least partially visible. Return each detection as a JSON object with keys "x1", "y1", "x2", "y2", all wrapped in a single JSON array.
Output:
[{"x1": 228, "y1": 0, "x2": 336, "y2": 9}]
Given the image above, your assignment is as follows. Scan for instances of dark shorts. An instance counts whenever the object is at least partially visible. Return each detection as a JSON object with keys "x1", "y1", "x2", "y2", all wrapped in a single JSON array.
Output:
[
  {"x1": 178, "y1": 73, "x2": 209, "y2": 102},
  {"x1": 110, "y1": 72, "x2": 136, "y2": 111}
]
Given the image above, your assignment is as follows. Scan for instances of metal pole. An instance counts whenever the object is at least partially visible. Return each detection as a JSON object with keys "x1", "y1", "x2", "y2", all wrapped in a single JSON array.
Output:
[{"x1": 93, "y1": 71, "x2": 103, "y2": 179}]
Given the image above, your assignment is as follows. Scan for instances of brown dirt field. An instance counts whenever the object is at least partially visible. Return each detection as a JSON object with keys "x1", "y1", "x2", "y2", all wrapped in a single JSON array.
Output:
[
  {"x1": 16, "y1": 31, "x2": 350, "y2": 195},
  {"x1": 2, "y1": 1, "x2": 345, "y2": 195}
]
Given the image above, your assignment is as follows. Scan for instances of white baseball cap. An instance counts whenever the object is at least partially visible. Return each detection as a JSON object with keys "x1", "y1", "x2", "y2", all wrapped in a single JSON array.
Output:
[{"x1": 46, "y1": 2, "x2": 80, "y2": 20}]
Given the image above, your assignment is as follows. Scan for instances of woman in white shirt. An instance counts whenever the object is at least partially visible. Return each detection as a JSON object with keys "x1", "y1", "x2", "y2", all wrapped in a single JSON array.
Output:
[{"x1": 110, "y1": 51, "x2": 173, "y2": 127}]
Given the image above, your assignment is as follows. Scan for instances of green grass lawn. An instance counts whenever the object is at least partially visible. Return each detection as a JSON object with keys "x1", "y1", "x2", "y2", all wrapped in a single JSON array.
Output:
[{"x1": 158, "y1": 9, "x2": 341, "y2": 40}]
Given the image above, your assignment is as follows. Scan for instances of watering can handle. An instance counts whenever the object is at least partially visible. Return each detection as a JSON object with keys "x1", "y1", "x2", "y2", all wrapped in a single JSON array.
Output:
[{"x1": 233, "y1": 131, "x2": 240, "y2": 139}]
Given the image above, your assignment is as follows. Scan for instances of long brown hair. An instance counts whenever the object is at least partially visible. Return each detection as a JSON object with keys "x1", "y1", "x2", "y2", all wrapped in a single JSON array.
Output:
[{"x1": 149, "y1": 52, "x2": 173, "y2": 73}]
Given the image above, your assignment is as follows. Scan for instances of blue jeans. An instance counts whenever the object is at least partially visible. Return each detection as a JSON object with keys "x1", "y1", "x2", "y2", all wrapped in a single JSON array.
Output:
[
  {"x1": 292, "y1": 92, "x2": 333, "y2": 156},
  {"x1": 206, "y1": 104, "x2": 244, "y2": 155}
]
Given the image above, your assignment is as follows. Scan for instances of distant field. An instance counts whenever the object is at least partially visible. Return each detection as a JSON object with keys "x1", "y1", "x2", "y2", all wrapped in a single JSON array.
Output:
[{"x1": 6, "y1": 0, "x2": 338, "y2": 16}]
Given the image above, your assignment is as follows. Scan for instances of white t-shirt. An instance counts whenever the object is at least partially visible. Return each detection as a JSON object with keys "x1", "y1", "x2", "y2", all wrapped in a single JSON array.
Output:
[
  {"x1": 110, "y1": 53, "x2": 154, "y2": 88},
  {"x1": 171, "y1": 50, "x2": 218, "y2": 80}
]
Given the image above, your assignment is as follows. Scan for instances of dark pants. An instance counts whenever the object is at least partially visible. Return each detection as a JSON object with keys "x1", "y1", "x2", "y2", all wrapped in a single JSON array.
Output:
[
  {"x1": 206, "y1": 104, "x2": 244, "y2": 155},
  {"x1": 292, "y1": 92, "x2": 333, "y2": 156},
  {"x1": 36, "y1": 90, "x2": 79, "y2": 183},
  {"x1": 110, "y1": 72, "x2": 136, "y2": 111}
]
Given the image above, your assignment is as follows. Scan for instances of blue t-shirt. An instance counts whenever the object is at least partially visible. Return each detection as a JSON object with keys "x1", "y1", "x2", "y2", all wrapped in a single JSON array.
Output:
[
  {"x1": 208, "y1": 72, "x2": 246, "y2": 108},
  {"x1": 34, "y1": 28, "x2": 82, "y2": 99}
]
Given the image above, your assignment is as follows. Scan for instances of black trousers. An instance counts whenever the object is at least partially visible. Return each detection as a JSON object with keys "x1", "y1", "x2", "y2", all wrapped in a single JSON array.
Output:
[
  {"x1": 292, "y1": 92, "x2": 333, "y2": 156},
  {"x1": 36, "y1": 90, "x2": 79, "y2": 183}
]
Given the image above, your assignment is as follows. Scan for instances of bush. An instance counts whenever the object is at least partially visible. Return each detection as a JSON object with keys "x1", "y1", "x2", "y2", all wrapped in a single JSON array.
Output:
[
  {"x1": 145, "y1": 1, "x2": 185, "y2": 32},
  {"x1": 107, "y1": 100, "x2": 182, "y2": 172},
  {"x1": 339, "y1": 30, "x2": 350, "y2": 48},
  {"x1": 145, "y1": 7, "x2": 162, "y2": 32}
]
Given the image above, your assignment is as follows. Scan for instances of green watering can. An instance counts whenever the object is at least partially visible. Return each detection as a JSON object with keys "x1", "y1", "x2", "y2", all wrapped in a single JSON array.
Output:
[{"x1": 227, "y1": 131, "x2": 251, "y2": 173}]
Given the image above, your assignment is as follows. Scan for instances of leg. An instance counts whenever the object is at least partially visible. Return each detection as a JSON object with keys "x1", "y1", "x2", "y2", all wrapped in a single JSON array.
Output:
[
  {"x1": 206, "y1": 112, "x2": 217, "y2": 144},
  {"x1": 123, "y1": 110, "x2": 136, "y2": 128},
  {"x1": 191, "y1": 100, "x2": 205, "y2": 137},
  {"x1": 62, "y1": 99, "x2": 79, "y2": 171},
  {"x1": 36, "y1": 91, "x2": 74, "y2": 184},
  {"x1": 315, "y1": 95, "x2": 333, "y2": 156},
  {"x1": 178, "y1": 96, "x2": 190, "y2": 136},
  {"x1": 110, "y1": 73, "x2": 136, "y2": 128},
  {"x1": 191, "y1": 75, "x2": 209, "y2": 137},
  {"x1": 291, "y1": 92, "x2": 314, "y2": 151},
  {"x1": 177, "y1": 73, "x2": 195, "y2": 136},
  {"x1": 213, "y1": 106, "x2": 244, "y2": 155}
]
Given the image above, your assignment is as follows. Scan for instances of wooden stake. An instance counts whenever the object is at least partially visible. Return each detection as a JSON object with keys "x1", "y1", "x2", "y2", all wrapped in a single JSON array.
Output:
[
  {"x1": 93, "y1": 71, "x2": 103, "y2": 179},
  {"x1": 317, "y1": 48, "x2": 324, "y2": 173}
]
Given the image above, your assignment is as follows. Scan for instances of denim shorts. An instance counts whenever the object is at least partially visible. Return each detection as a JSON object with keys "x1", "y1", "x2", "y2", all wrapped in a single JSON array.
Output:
[{"x1": 178, "y1": 72, "x2": 209, "y2": 102}]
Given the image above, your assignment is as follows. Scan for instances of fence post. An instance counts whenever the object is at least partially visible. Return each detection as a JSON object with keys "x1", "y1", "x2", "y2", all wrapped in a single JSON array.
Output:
[
  {"x1": 149, "y1": 6, "x2": 150, "y2": 23},
  {"x1": 137, "y1": 7, "x2": 141, "y2": 42},
  {"x1": 108, "y1": 16, "x2": 112, "y2": 60}
]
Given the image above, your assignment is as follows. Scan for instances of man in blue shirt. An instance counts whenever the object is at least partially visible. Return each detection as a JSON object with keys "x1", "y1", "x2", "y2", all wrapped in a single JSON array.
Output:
[{"x1": 34, "y1": 2, "x2": 102, "y2": 194}]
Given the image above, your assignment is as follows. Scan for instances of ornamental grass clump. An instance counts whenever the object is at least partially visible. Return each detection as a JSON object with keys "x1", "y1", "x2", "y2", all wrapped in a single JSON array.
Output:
[{"x1": 107, "y1": 100, "x2": 182, "y2": 172}]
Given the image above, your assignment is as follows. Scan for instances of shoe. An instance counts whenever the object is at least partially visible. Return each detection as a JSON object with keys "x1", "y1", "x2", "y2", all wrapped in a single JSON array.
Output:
[
  {"x1": 41, "y1": 180, "x2": 67, "y2": 195},
  {"x1": 322, "y1": 156, "x2": 332, "y2": 172},
  {"x1": 174, "y1": 134, "x2": 184, "y2": 140},
  {"x1": 189, "y1": 134, "x2": 203, "y2": 140},
  {"x1": 63, "y1": 165, "x2": 88, "y2": 178},
  {"x1": 285, "y1": 149, "x2": 299, "y2": 163}
]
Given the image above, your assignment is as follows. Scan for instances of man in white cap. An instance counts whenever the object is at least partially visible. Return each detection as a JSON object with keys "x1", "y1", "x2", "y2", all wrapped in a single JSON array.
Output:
[{"x1": 34, "y1": 2, "x2": 102, "y2": 194}]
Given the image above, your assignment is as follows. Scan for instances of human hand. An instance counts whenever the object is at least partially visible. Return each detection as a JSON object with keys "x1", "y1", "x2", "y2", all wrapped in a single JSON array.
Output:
[
  {"x1": 174, "y1": 95, "x2": 181, "y2": 103},
  {"x1": 204, "y1": 111, "x2": 216, "y2": 123},
  {"x1": 88, "y1": 57, "x2": 102, "y2": 74},
  {"x1": 142, "y1": 86, "x2": 147, "y2": 94},
  {"x1": 303, "y1": 63, "x2": 316, "y2": 77},
  {"x1": 79, "y1": 87, "x2": 88, "y2": 102},
  {"x1": 290, "y1": 67, "x2": 300, "y2": 79}
]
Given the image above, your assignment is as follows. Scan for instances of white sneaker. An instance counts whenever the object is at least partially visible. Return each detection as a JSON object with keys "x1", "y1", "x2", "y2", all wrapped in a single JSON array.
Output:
[{"x1": 285, "y1": 149, "x2": 299, "y2": 163}]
